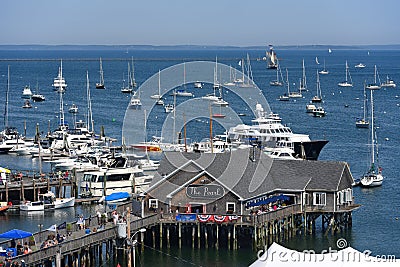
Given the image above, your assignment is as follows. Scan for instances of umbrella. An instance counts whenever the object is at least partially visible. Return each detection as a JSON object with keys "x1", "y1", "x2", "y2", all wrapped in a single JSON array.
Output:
[{"x1": 0, "y1": 229, "x2": 33, "y2": 239}]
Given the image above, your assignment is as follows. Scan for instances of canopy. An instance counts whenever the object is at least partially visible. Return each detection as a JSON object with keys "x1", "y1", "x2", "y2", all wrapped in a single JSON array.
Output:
[
  {"x1": 250, "y1": 242, "x2": 398, "y2": 266},
  {"x1": 0, "y1": 167, "x2": 11, "y2": 173},
  {"x1": 0, "y1": 229, "x2": 33, "y2": 239},
  {"x1": 247, "y1": 194, "x2": 290, "y2": 208},
  {"x1": 105, "y1": 192, "x2": 130, "y2": 202}
]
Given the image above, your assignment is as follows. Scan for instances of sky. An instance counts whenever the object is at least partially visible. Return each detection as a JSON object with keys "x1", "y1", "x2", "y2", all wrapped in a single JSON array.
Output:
[{"x1": 1, "y1": 0, "x2": 399, "y2": 46}]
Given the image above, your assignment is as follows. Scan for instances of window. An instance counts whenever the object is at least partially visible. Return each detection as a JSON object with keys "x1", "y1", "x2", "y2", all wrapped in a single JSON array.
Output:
[
  {"x1": 304, "y1": 193, "x2": 310, "y2": 206},
  {"x1": 313, "y1": 192, "x2": 326, "y2": 206},
  {"x1": 226, "y1": 202, "x2": 236, "y2": 213},
  {"x1": 149, "y1": 199, "x2": 158, "y2": 209}
]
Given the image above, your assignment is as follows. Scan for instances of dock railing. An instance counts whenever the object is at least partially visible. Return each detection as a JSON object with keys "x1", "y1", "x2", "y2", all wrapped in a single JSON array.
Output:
[{"x1": 255, "y1": 204, "x2": 302, "y2": 225}]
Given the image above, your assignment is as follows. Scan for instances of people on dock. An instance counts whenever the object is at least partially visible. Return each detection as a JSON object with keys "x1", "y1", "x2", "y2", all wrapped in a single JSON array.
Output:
[{"x1": 77, "y1": 214, "x2": 85, "y2": 230}]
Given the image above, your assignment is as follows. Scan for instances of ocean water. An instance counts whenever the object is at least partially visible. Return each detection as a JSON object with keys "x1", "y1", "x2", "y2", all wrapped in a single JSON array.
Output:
[{"x1": 0, "y1": 48, "x2": 400, "y2": 266}]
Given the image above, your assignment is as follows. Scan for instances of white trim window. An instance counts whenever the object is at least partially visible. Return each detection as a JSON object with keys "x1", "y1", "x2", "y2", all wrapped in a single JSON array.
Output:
[
  {"x1": 313, "y1": 192, "x2": 326, "y2": 206},
  {"x1": 226, "y1": 202, "x2": 236, "y2": 213},
  {"x1": 345, "y1": 189, "x2": 352, "y2": 202},
  {"x1": 304, "y1": 193, "x2": 310, "y2": 206},
  {"x1": 149, "y1": 199, "x2": 158, "y2": 209}
]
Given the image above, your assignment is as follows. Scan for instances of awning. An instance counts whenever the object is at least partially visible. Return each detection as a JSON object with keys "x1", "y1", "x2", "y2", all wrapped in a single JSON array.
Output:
[
  {"x1": 0, "y1": 229, "x2": 33, "y2": 239},
  {"x1": 0, "y1": 167, "x2": 11, "y2": 174},
  {"x1": 246, "y1": 194, "x2": 290, "y2": 208}
]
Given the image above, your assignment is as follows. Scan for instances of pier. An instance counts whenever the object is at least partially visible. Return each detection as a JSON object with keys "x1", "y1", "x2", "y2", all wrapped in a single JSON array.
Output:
[{"x1": 0, "y1": 201, "x2": 359, "y2": 266}]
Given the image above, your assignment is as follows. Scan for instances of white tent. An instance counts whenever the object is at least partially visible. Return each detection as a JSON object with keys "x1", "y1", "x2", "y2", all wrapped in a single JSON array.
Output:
[{"x1": 250, "y1": 242, "x2": 398, "y2": 267}]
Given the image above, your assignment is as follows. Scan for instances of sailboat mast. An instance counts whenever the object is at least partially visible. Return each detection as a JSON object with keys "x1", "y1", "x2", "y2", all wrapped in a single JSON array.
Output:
[
  {"x1": 370, "y1": 89, "x2": 375, "y2": 165},
  {"x1": 363, "y1": 83, "x2": 367, "y2": 121},
  {"x1": 316, "y1": 71, "x2": 321, "y2": 98},
  {"x1": 302, "y1": 59, "x2": 306, "y2": 89},
  {"x1": 4, "y1": 65, "x2": 10, "y2": 129},
  {"x1": 345, "y1": 61, "x2": 349, "y2": 82},
  {"x1": 286, "y1": 68, "x2": 290, "y2": 95},
  {"x1": 158, "y1": 69, "x2": 161, "y2": 96},
  {"x1": 59, "y1": 60, "x2": 65, "y2": 128},
  {"x1": 99, "y1": 57, "x2": 104, "y2": 84}
]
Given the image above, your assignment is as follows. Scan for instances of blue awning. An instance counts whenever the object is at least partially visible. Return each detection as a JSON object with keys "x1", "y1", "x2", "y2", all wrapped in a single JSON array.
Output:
[{"x1": 246, "y1": 194, "x2": 290, "y2": 208}]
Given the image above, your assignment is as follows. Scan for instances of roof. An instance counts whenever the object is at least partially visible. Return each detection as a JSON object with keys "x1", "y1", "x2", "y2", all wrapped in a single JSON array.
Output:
[{"x1": 147, "y1": 148, "x2": 354, "y2": 201}]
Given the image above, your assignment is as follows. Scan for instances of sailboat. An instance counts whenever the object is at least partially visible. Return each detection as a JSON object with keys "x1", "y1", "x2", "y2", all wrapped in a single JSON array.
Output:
[
  {"x1": 269, "y1": 59, "x2": 284, "y2": 86},
  {"x1": 311, "y1": 71, "x2": 322, "y2": 103},
  {"x1": 289, "y1": 78, "x2": 303, "y2": 98},
  {"x1": 299, "y1": 59, "x2": 307, "y2": 91},
  {"x1": 95, "y1": 57, "x2": 105, "y2": 89},
  {"x1": 365, "y1": 65, "x2": 381, "y2": 90},
  {"x1": 319, "y1": 59, "x2": 329, "y2": 75},
  {"x1": 360, "y1": 89, "x2": 383, "y2": 187},
  {"x1": 172, "y1": 62, "x2": 193, "y2": 97},
  {"x1": 356, "y1": 83, "x2": 369, "y2": 128},
  {"x1": 338, "y1": 61, "x2": 353, "y2": 87},
  {"x1": 279, "y1": 69, "x2": 290, "y2": 101},
  {"x1": 31, "y1": 80, "x2": 45, "y2": 102},
  {"x1": 121, "y1": 63, "x2": 133, "y2": 93},
  {"x1": 150, "y1": 70, "x2": 164, "y2": 105},
  {"x1": 266, "y1": 45, "x2": 278, "y2": 69}
]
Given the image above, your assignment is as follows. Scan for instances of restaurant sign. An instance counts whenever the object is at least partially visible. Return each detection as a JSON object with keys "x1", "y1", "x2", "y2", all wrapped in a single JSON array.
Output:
[{"x1": 186, "y1": 184, "x2": 225, "y2": 199}]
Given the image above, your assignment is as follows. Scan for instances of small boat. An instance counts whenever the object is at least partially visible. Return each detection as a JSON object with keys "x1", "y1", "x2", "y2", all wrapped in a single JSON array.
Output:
[
  {"x1": 279, "y1": 69, "x2": 290, "y2": 101},
  {"x1": 194, "y1": 82, "x2": 203, "y2": 88},
  {"x1": 31, "y1": 94, "x2": 45, "y2": 102},
  {"x1": 136, "y1": 158, "x2": 160, "y2": 171},
  {"x1": 306, "y1": 103, "x2": 316, "y2": 113},
  {"x1": 151, "y1": 70, "x2": 164, "y2": 104},
  {"x1": 318, "y1": 59, "x2": 329, "y2": 75},
  {"x1": 38, "y1": 192, "x2": 75, "y2": 209},
  {"x1": 21, "y1": 85, "x2": 33, "y2": 99},
  {"x1": 380, "y1": 75, "x2": 396, "y2": 88},
  {"x1": 338, "y1": 61, "x2": 353, "y2": 87},
  {"x1": 95, "y1": 57, "x2": 105, "y2": 89},
  {"x1": 129, "y1": 91, "x2": 142, "y2": 110},
  {"x1": 269, "y1": 59, "x2": 284, "y2": 86},
  {"x1": 212, "y1": 113, "x2": 226, "y2": 118},
  {"x1": 0, "y1": 202, "x2": 10, "y2": 213},
  {"x1": 360, "y1": 89, "x2": 383, "y2": 187},
  {"x1": 99, "y1": 192, "x2": 131, "y2": 204},
  {"x1": 356, "y1": 83, "x2": 369, "y2": 128},
  {"x1": 172, "y1": 89, "x2": 193, "y2": 97},
  {"x1": 164, "y1": 104, "x2": 174, "y2": 113},
  {"x1": 19, "y1": 201, "x2": 45, "y2": 211},
  {"x1": 355, "y1": 63, "x2": 366, "y2": 68},
  {"x1": 311, "y1": 71, "x2": 322, "y2": 103},
  {"x1": 22, "y1": 100, "x2": 32, "y2": 109},
  {"x1": 312, "y1": 107, "x2": 326, "y2": 117},
  {"x1": 68, "y1": 104, "x2": 78, "y2": 113},
  {"x1": 365, "y1": 65, "x2": 381, "y2": 90},
  {"x1": 266, "y1": 147, "x2": 301, "y2": 160},
  {"x1": 121, "y1": 87, "x2": 133, "y2": 93}
]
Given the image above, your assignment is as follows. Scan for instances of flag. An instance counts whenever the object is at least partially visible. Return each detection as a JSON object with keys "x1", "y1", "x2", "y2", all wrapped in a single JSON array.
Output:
[
  {"x1": 57, "y1": 222, "x2": 67, "y2": 230},
  {"x1": 46, "y1": 224, "x2": 57, "y2": 232}
]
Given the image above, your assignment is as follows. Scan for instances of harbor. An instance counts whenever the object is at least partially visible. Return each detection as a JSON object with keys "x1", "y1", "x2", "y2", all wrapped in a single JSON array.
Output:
[{"x1": 0, "y1": 47, "x2": 400, "y2": 266}]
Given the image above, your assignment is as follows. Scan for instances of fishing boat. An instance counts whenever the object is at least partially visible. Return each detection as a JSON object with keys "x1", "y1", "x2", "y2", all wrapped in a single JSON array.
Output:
[
  {"x1": 319, "y1": 59, "x2": 329, "y2": 75},
  {"x1": 19, "y1": 200, "x2": 45, "y2": 211},
  {"x1": 338, "y1": 61, "x2": 353, "y2": 87},
  {"x1": 312, "y1": 106, "x2": 326, "y2": 117},
  {"x1": 38, "y1": 191, "x2": 75, "y2": 209},
  {"x1": 360, "y1": 89, "x2": 383, "y2": 187},
  {"x1": 356, "y1": 83, "x2": 369, "y2": 128},
  {"x1": 365, "y1": 65, "x2": 381, "y2": 90},
  {"x1": 95, "y1": 57, "x2": 105, "y2": 89},
  {"x1": 21, "y1": 85, "x2": 32, "y2": 99},
  {"x1": 311, "y1": 71, "x2": 322, "y2": 103},
  {"x1": 52, "y1": 60, "x2": 67, "y2": 92},
  {"x1": 269, "y1": 59, "x2": 284, "y2": 86},
  {"x1": 380, "y1": 75, "x2": 396, "y2": 88},
  {"x1": 266, "y1": 45, "x2": 278, "y2": 69}
]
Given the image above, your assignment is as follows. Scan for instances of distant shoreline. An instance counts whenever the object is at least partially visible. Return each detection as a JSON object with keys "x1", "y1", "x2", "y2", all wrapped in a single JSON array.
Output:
[{"x1": 0, "y1": 44, "x2": 400, "y2": 51}]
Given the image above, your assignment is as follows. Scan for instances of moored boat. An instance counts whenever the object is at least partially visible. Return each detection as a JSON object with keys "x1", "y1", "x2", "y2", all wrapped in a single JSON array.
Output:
[
  {"x1": 38, "y1": 192, "x2": 75, "y2": 209},
  {"x1": 19, "y1": 201, "x2": 45, "y2": 211}
]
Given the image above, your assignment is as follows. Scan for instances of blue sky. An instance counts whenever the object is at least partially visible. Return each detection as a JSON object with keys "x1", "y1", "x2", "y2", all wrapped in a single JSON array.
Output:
[{"x1": 1, "y1": 0, "x2": 399, "y2": 46}]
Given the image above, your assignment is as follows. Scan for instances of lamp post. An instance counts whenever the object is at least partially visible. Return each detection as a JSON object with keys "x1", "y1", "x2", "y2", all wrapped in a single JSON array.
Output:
[
  {"x1": 38, "y1": 224, "x2": 43, "y2": 243},
  {"x1": 127, "y1": 228, "x2": 146, "y2": 267}
]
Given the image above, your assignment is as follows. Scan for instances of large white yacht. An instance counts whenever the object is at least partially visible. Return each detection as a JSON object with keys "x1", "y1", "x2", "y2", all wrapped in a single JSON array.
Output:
[
  {"x1": 52, "y1": 60, "x2": 67, "y2": 92},
  {"x1": 227, "y1": 104, "x2": 328, "y2": 160}
]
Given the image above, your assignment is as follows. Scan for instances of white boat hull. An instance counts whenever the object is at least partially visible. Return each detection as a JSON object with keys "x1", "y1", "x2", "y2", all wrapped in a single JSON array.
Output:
[
  {"x1": 20, "y1": 201, "x2": 45, "y2": 211},
  {"x1": 360, "y1": 174, "x2": 383, "y2": 187},
  {"x1": 54, "y1": 197, "x2": 75, "y2": 209}
]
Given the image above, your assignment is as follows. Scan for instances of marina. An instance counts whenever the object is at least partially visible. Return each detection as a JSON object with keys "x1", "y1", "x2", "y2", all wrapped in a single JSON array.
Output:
[{"x1": 0, "y1": 47, "x2": 400, "y2": 266}]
